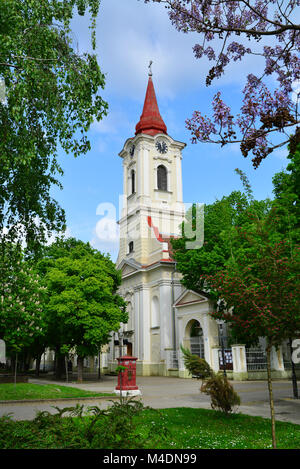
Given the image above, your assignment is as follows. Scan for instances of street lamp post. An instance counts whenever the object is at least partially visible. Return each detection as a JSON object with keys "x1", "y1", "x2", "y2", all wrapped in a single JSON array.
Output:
[
  {"x1": 115, "y1": 329, "x2": 125, "y2": 397},
  {"x1": 97, "y1": 348, "x2": 101, "y2": 380},
  {"x1": 118, "y1": 330, "x2": 124, "y2": 360},
  {"x1": 218, "y1": 322, "x2": 227, "y2": 378},
  {"x1": 289, "y1": 338, "x2": 299, "y2": 399}
]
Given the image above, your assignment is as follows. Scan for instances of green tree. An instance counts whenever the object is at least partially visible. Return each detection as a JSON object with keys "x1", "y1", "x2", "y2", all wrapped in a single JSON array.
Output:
[
  {"x1": 207, "y1": 213, "x2": 300, "y2": 448},
  {"x1": 172, "y1": 190, "x2": 271, "y2": 293},
  {"x1": 0, "y1": 244, "x2": 46, "y2": 382},
  {"x1": 272, "y1": 144, "x2": 300, "y2": 246},
  {"x1": 271, "y1": 144, "x2": 300, "y2": 398},
  {"x1": 0, "y1": 0, "x2": 107, "y2": 253},
  {"x1": 37, "y1": 238, "x2": 127, "y2": 382},
  {"x1": 173, "y1": 167, "x2": 300, "y2": 447}
]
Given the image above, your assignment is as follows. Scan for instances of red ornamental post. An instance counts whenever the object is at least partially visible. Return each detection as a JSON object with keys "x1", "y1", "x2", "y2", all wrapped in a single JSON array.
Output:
[{"x1": 115, "y1": 356, "x2": 141, "y2": 396}]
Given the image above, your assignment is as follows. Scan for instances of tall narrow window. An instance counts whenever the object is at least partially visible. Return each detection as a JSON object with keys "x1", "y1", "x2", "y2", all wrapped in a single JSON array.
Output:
[
  {"x1": 128, "y1": 241, "x2": 134, "y2": 253},
  {"x1": 157, "y1": 165, "x2": 167, "y2": 191},
  {"x1": 131, "y1": 170, "x2": 135, "y2": 194},
  {"x1": 151, "y1": 296, "x2": 159, "y2": 328}
]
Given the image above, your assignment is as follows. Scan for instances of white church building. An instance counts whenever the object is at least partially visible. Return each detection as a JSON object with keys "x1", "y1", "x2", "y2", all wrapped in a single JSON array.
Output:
[
  {"x1": 37, "y1": 69, "x2": 295, "y2": 381},
  {"x1": 106, "y1": 68, "x2": 221, "y2": 378},
  {"x1": 105, "y1": 68, "x2": 295, "y2": 381}
]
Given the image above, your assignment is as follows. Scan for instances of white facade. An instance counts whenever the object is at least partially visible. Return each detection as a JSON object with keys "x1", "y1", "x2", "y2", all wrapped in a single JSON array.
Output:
[{"x1": 107, "y1": 76, "x2": 219, "y2": 377}]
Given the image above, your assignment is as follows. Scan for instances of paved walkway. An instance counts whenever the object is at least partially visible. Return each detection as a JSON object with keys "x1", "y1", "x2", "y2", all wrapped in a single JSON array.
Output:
[{"x1": 1, "y1": 375, "x2": 300, "y2": 424}]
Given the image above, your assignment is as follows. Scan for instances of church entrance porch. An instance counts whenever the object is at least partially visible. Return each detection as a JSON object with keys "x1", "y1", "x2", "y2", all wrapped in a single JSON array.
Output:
[{"x1": 174, "y1": 290, "x2": 220, "y2": 378}]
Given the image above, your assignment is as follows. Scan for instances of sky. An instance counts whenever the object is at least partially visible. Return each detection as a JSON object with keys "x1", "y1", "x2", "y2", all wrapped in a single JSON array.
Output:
[{"x1": 52, "y1": 0, "x2": 291, "y2": 261}]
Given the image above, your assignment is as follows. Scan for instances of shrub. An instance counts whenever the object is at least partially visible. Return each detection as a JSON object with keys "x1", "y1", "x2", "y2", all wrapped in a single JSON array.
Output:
[
  {"x1": 86, "y1": 397, "x2": 169, "y2": 449},
  {"x1": 180, "y1": 344, "x2": 240, "y2": 414},
  {"x1": 1, "y1": 398, "x2": 170, "y2": 449},
  {"x1": 200, "y1": 373, "x2": 241, "y2": 414},
  {"x1": 180, "y1": 345, "x2": 213, "y2": 379}
]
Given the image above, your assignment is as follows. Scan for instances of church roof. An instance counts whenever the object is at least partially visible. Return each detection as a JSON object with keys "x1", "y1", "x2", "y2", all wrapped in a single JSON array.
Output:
[
  {"x1": 135, "y1": 75, "x2": 167, "y2": 137},
  {"x1": 174, "y1": 290, "x2": 209, "y2": 307}
]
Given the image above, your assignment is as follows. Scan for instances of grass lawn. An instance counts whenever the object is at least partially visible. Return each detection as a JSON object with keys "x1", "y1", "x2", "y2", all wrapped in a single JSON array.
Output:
[
  {"x1": 0, "y1": 407, "x2": 299, "y2": 449},
  {"x1": 138, "y1": 408, "x2": 300, "y2": 449},
  {"x1": 0, "y1": 383, "x2": 114, "y2": 401}
]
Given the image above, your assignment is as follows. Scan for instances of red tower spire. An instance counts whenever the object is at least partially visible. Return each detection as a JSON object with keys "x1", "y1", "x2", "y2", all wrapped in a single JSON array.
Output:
[{"x1": 135, "y1": 73, "x2": 167, "y2": 137}]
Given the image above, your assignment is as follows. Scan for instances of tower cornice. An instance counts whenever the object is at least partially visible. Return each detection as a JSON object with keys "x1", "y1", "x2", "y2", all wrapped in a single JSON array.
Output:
[{"x1": 119, "y1": 133, "x2": 186, "y2": 158}]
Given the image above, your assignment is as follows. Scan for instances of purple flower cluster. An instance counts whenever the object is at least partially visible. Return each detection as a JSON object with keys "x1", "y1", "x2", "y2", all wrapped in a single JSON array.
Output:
[
  {"x1": 227, "y1": 42, "x2": 251, "y2": 62},
  {"x1": 186, "y1": 111, "x2": 217, "y2": 143},
  {"x1": 145, "y1": 0, "x2": 300, "y2": 166}
]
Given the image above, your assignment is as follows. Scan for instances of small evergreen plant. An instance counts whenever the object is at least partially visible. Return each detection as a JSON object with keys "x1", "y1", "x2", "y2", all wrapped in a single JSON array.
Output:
[
  {"x1": 200, "y1": 374, "x2": 241, "y2": 414},
  {"x1": 180, "y1": 344, "x2": 240, "y2": 414},
  {"x1": 180, "y1": 345, "x2": 213, "y2": 379}
]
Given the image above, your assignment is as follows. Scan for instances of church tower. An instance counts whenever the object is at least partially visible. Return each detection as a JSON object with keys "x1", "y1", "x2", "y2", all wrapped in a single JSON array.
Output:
[
  {"x1": 117, "y1": 68, "x2": 186, "y2": 268},
  {"x1": 112, "y1": 66, "x2": 187, "y2": 376}
]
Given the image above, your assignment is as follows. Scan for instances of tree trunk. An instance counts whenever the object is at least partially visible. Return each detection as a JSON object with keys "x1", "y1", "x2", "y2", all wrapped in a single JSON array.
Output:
[
  {"x1": 266, "y1": 344, "x2": 277, "y2": 449},
  {"x1": 35, "y1": 355, "x2": 41, "y2": 377},
  {"x1": 98, "y1": 350, "x2": 101, "y2": 380},
  {"x1": 65, "y1": 355, "x2": 69, "y2": 383},
  {"x1": 20, "y1": 353, "x2": 25, "y2": 373},
  {"x1": 55, "y1": 353, "x2": 65, "y2": 380},
  {"x1": 289, "y1": 338, "x2": 299, "y2": 399},
  {"x1": 77, "y1": 356, "x2": 83, "y2": 383},
  {"x1": 14, "y1": 353, "x2": 18, "y2": 387}
]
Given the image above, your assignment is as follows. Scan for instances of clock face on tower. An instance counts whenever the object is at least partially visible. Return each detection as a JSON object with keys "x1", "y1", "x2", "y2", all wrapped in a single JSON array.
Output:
[{"x1": 155, "y1": 140, "x2": 168, "y2": 154}]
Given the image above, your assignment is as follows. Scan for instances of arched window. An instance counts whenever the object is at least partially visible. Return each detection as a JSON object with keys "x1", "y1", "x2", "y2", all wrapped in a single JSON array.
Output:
[
  {"x1": 131, "y1": 169, "x2": 135, "y2": 194},
  {"x1": 126, "y1": 301, "x2": 133, "y2": 331},
  {"x1": 151, "y1": 296, "x2": 159, "y2": 328},
  {"x1": 157, "y1": 165, "x2": 167, "y2": 191},
  {"x1": 128, "y1": 241, "x2": 134, "y2": 253},
  {"x1": 185, "y1": 319, "x2": 205, "y2": 358}
]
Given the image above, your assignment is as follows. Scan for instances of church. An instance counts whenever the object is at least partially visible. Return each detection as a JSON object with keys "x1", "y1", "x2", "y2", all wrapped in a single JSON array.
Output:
[
  {"x1": 39, "y1": 68, "x2": 294, "y2": 381},
  {"x1": 106, "y1": 66, "x2": 220, "y2": 378}
]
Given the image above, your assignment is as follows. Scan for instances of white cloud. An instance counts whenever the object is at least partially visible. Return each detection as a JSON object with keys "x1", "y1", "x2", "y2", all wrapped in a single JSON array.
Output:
[
  {"x1": 70, "y1": 0, "x2": 294, "y2": 107},
  {"x1": 90, "y1": 236, "x2": 119, "y2": 261},
  {"x1": 96, "y1": 0, "x2": 280, "y2": 98},
  {"x1": 95, "y1": 217, "x2": 119, "y2": 242},
  {"x1": 1, "y1": 222, "x2": 72, "y2": 248},
  {"x1": 91, "y1": 109, "x2": 134, "y2": 136},
  {"x1": 72, "y1": 0, "x2": 267, "y2": 104},
  {"x1": 272, "y1": 148, "x2": 289, "y2": 161},
  {"x1": 90, "y1": 221, "x2": 119, "y2": 261},
  {"x1": 96, "y1": 0, "x2": 207, "y2": 99},
  {"x1": 45, "y1": 226, "x2": 72, "y2": 246},
  {"x1": 292, "y1": 80, "x2": 300, "y2": 104},
  {"x1": 90, "y1": 201, "x2": 120, "y2": 258}
]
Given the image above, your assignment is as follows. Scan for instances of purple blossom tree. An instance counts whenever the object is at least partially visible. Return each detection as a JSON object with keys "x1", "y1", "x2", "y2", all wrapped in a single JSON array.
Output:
[{"x1": 144, "y1": 0, "x2": 300, "y2": 168}]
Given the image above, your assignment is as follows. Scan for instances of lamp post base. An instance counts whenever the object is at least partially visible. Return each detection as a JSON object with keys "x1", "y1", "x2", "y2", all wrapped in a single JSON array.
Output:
[{"x1": 114, "y1": 389, "x2": 142, "y2": 397}]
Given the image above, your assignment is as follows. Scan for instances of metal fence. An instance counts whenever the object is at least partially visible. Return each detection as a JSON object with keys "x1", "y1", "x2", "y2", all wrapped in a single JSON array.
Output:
[
  {"x1": 190, "y1": 337, "x2": 205, "y2": 359},
  {"x1": 166, "y1": 350, "x2": 179, "y2": 369},
  {"x1": 246, "y1": 348, "x2": 267, "y2": 371}
]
